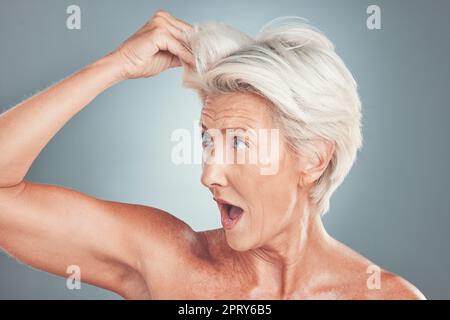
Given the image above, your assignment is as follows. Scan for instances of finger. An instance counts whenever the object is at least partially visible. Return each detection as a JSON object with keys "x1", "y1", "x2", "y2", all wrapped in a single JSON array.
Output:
[
  {"x1": 162, "y1": 22, "x2": 188, "y2": 45},
  {"x1": 151, "y1": 15, "x2": 192, "y2": 51},
  {"x1": 167, "y1": 36, "x2": 195, "y2": 67},
  {"x1": 168, "y1": 56, "x2": 182, "y2": 68},
  {"x1": 154, "y1": 10, "x2": 193, "y2": 33},
  {"x1": 137, "y1": 11, "x2": 173, "y2": 35},
  {"x1": 156, "y1": 32, "x2": 195, "y2": 67}
]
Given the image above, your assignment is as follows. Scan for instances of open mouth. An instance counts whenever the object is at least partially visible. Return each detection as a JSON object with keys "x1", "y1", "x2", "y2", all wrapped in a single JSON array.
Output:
[
  {"x1": 223, "y1": 203, "x2": 244, "y2": 220},
  {"x1": 214, "y1": 198, "x2": 244, "y2": 229}
]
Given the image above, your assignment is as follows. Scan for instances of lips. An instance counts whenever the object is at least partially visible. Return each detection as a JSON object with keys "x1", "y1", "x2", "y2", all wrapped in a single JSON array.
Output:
[{"x1": 213, "y1": 197, "x2": 244, "y2": 229}]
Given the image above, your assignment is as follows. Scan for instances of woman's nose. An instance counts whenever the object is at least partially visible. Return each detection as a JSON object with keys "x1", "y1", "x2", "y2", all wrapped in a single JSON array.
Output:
[{"x1": 200, "y1": 157, "x2": 228, "y2": 188}]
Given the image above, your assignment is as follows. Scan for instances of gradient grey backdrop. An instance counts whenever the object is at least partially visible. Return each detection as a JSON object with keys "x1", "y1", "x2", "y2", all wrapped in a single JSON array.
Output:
[{"x1": 1, "y1": 0, "x2": 449, "y2": 299}]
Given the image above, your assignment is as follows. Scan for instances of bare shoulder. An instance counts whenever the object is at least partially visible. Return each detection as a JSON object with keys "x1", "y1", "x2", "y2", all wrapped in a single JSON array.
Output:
[
  {"x1": 327, "y1": 238, "x2": 426, "y2": 300},
  {"x1": 199, "y1": 228, "x2": 236, "y2": 260},
  {"x1": 116, "y1": 204, "x2": 213, "y2": 298},
  {"x1": 367, "y1": 271, "x2": 426, "y2": 300},
  {"x1": 129, "y1": 204, "x2": 210, "y2": 265}
]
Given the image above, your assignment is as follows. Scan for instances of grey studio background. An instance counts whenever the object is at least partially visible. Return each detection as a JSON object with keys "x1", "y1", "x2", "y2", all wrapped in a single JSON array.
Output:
[{"x1": 0, "y1": 0, "x2": 449, "y2": 299}]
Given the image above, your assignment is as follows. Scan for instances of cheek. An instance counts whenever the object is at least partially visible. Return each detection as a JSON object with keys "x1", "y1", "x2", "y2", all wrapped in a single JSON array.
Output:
[
  {"x1": 262, "y1": 175, "x2": 297, "y2": 214},
  {"x1": 251, "y1": 158, "x2": 299, "y2": 222},
  {"x1": 239, "y1": 165, "x2": 297, "y2": 220},
  {"x1": 231, "y1": 147, "x2": 298, "y2": 221}
]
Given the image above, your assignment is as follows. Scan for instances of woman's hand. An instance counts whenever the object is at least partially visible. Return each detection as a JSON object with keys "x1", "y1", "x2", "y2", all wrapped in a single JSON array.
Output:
[{"x1": 111, "y1": 9, "x2": 195, "y2": 80}]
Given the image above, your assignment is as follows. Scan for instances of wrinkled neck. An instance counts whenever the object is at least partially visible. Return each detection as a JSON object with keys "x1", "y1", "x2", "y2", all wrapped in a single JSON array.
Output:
[{"x1": 245, "y1": 196, "x2": 332, "y2": 298}]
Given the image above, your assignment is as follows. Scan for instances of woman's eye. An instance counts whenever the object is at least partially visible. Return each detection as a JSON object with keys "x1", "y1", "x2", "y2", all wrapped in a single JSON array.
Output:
[
  {"x1": 201, "y1": 131, "x2": 212, "y2": 148},
  {"x1": 233, "y1": 136, "x2": 247, "y2": 150}
]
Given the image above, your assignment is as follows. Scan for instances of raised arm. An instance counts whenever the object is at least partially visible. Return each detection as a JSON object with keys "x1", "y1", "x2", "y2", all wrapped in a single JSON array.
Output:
[
  {"x1": 0, "y1": 10, "x2": 199, "y2": 298},
  {"x1": 0, "y1": 9, "x2": 194, "y2": 188}
]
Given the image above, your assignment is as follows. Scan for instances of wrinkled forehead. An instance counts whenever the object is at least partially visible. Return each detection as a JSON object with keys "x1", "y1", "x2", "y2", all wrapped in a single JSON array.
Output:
[
  {"x1": 200, "y1": 92, "x2": 276, "y2": 129},
  {"x1": 203, "y1": 91, "x2": 269, "y2": 108}
]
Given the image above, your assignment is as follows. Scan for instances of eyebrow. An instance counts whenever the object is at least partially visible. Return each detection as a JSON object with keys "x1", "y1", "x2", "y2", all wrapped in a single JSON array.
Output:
[{"x1": 200, "y1": 121, "x2": 252, "y2": 132}]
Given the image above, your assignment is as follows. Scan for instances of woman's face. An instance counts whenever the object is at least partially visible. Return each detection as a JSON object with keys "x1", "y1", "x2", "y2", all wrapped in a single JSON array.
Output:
[{"x1": 200, "y1": 92, "x2": 307, "y2": 251}]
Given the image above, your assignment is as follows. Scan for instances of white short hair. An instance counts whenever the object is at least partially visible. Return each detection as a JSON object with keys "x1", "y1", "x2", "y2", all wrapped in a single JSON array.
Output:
[{"x1": 181, "y1": 17, "x2": 363, "y2": 216}]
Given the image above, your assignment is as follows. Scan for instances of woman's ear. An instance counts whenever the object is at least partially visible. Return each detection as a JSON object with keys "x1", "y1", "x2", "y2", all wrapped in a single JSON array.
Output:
[{"x1": 300, "y1": 139, "x2": 335, "y2": 188}]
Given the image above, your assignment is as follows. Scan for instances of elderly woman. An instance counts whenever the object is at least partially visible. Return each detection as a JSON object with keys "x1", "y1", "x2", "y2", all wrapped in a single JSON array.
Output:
[{"x1": 0, "y1": 10, "x2": 424, "y2": 299}]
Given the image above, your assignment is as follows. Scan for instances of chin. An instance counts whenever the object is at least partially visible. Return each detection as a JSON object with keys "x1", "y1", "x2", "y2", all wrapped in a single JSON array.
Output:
[{"x1": 224, "y1": 233, "x2": 251, "y2": 252}]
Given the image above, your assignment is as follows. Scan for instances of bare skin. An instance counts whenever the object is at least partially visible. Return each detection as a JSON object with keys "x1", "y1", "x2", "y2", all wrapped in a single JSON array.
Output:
[{"x1": 0, "y1": 10, "x2": 425, "y2": 300}]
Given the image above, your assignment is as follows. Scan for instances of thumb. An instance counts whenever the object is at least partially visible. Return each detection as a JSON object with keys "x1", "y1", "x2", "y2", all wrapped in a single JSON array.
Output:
[{"x1": 168, "y1": 56, "x2": 182, "y2": 68}]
